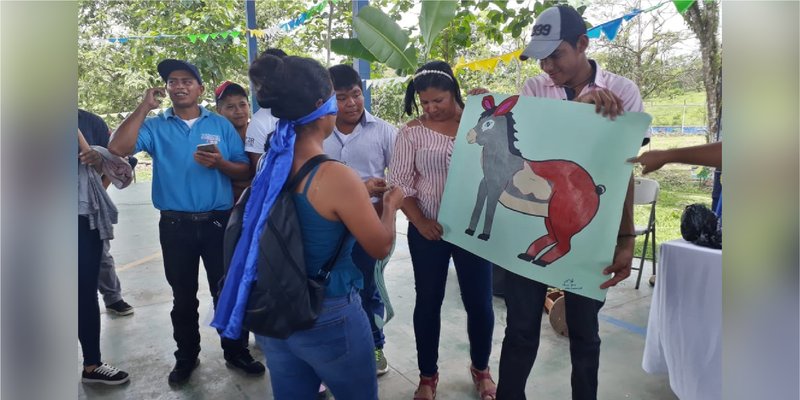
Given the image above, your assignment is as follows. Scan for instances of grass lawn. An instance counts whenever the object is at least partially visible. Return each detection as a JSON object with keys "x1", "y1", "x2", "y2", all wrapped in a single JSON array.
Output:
[
  {"x1": 132, "y1": 152, "x2": 153, "y2": 182},
  {"x1": 644, "y1": 90, "x2": 708, "y2": 128},
  {"x1": 631, "y1": 135, "x2": 714, "y2": 269}
]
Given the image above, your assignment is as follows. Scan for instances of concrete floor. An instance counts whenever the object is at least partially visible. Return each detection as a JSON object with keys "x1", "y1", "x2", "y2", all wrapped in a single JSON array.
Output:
[{"x1": 79, "y1": 182, "x2": 677, "y2": 399}]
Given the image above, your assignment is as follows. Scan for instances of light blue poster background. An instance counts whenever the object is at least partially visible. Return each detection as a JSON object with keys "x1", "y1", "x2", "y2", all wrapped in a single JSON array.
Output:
[{"x1": 439, "y1": 94, "x2": 652, "y2": 301}]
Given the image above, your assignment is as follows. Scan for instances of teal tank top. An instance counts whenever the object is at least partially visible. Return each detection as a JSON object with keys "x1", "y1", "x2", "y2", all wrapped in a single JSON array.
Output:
[{"x1": 293, "y1": 163, "x2": 363, "y2": 297}]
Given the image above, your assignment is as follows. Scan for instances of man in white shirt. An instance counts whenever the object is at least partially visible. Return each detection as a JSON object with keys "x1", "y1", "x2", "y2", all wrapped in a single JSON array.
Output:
[
  {"x1": 323, "y1": 64, "x2": 397, "y2": 376},
  {"x1": 243, "y1": 48, "x2": 286, "y2": 174}
]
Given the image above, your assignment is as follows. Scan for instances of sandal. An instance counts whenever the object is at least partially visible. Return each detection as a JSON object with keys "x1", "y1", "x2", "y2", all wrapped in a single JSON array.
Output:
[
  {"x1": 469, "y1": 365, "x2": 497, "y2": 400},
  {"x1": 413, "y1": 373, "x2": 439, "y2": 400}
]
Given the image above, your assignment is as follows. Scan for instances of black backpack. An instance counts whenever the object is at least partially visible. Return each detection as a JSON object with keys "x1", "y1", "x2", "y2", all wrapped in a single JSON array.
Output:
[
  {"x1": 680, "y1": 203, "x2": 722, "y2": 249},
  {"x1": 222, "y1": 154, "x2": 346, "y2": 339}
]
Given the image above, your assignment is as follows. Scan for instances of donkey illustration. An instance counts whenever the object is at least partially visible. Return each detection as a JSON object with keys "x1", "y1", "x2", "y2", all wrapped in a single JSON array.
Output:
[{"x1": 465, "y1": 95, "x2": 606, "y2": 267}]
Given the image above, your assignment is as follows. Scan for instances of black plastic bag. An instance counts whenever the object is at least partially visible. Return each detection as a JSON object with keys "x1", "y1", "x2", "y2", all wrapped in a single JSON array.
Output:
[{"x1": 680, "y1": 203, "x2": 722, "y2": 249}]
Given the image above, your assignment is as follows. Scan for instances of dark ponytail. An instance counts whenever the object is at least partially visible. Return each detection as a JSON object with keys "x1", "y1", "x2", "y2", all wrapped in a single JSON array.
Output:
[{"x1": 403, "y1": 79, "x2": 418, "y2": 116}]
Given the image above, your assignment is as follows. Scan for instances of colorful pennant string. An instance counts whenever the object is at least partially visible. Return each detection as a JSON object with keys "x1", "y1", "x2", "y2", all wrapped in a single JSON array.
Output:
[
  {"x1": 458, "y1": 1, "x2": 681, "y2": 74},
  {"x1": 93, "y1": 0, "x2": 343, "y2": 45}
]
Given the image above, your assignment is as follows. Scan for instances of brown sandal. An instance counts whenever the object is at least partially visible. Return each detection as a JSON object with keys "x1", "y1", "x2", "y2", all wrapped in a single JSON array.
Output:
[
  {"x1": 413, "y1": 373, "x2": 439, "y2": 400},
  {"x1": 469, "y1": 365, "x2": 497, "y2": 400}
]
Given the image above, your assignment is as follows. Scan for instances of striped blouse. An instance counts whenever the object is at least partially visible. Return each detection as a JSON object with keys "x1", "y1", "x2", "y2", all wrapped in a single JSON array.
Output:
[{"x1": 388, "y1": 123, "x2": 455, "y2": 221}]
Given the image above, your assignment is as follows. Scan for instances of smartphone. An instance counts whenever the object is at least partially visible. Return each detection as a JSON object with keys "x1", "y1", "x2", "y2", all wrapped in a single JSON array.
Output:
[{"x1": 196, "y1": 143, "x2": 218, "y2": 153}]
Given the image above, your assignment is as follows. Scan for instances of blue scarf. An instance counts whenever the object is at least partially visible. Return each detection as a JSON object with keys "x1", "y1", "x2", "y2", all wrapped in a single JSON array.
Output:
[{"x1": 212, "y1": 96, "x2": 338, "y2": 339}]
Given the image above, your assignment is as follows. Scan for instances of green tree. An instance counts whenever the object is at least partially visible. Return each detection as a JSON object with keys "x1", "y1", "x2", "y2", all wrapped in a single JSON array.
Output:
[
  {"x1": 330, "y1": 1, "x2": 563, "y2": 72},
  {"x1": 254, "y1": 0, "x2": 354, "y2": 63},
  {"x1": 679, "y1": 0, "x2": 720, "y2": 143},
  {"x1": 588, "y1": 0, "x2": 694, "y2": 100},
  {"x1": 79, "y1": 0, "x2": 251, "y2": 126},
  {"x1": 79, "y1": 0, "x2": 346, "y2": 126}
]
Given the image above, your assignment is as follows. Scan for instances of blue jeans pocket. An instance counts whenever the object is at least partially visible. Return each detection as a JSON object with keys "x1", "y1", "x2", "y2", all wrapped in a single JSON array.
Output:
[{"x1": 293, "y1": 316, "x2": 349, "y2": 364}]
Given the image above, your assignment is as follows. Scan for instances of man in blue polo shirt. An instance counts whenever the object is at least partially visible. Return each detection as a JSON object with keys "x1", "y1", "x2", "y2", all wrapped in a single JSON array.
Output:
[{"x1": 109, "y1": 59, "x2": 263, "y2": 384}]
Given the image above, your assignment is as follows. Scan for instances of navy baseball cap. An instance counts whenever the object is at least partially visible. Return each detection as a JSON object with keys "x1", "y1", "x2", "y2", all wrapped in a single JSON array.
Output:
[
  {"x1": 520, "y1": 5, "x2": 587, "y2": 61},
  {"x1": 157, "y1": 59, "x2": 203, "y2": 85}
]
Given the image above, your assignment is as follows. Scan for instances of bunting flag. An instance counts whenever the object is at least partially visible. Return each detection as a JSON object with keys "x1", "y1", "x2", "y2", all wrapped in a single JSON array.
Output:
[
  {"x1": 280, "y1": 0, "x2": 332, "y2": 31},
  {"x1": 598, "y1": 17, "x2": 624, "y2": 41},
  {"x1": 455, "y1": 1, "x2": 674, "y2": 74},
  {"x1": 92, "y1": 0, "x2": 342, "y2": 45},
  {"x1": 585, "y1": 0, "x2": 671, "y2": 41},
  {"x1": 672, "y1": 0, "x2": 697, "y2": 14},
  {"x1": 100, "y1": 30, "x2": 244, "y2": 45},
  {"x1": 453, "y1": 50, "x2": 522, "y2": 73},
  {"x1": 584, "y1": 0, "x2": 674, "y2": 41}
]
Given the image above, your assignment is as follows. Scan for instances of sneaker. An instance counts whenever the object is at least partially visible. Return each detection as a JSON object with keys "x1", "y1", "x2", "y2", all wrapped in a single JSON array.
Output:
[
  {"x1": 105, "y1": 300, "x2": 134, "y2": 316},
  {"x1": 225, "y1": 351, "x2": 265, "y2": 376},
  {"x1": 168, "y1": 358, "x2": 199, "y2": 384},
  {"x1": 375, "y1": 348, "x2": 388, "y2": 376},
  {"x1": 81, "y1": 363, "x2": 130, "y2": 385}
]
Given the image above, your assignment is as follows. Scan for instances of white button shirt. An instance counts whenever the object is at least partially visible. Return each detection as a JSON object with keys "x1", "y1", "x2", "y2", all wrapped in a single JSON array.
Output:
[{"x1": 323, "y1": 109, "x2": 397, "y2": 182}]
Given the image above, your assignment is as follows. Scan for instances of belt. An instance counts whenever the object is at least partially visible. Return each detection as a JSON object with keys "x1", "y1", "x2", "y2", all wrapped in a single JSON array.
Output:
[{"x1": 160, "y1": 210, "x2": 229, "y2": 222}]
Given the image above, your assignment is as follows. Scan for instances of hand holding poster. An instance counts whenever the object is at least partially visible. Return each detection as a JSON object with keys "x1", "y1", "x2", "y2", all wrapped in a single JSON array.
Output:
[{"x1": 439, "y1": 93, "x2": 651, "y2": 301}]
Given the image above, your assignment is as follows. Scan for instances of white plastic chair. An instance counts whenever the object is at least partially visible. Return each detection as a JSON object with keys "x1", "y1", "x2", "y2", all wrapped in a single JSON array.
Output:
[{"x1": 632, "y1": 178, "x2": 660, "y2": 289}]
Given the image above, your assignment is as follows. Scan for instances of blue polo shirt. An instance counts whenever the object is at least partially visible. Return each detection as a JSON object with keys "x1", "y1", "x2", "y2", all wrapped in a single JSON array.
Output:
[{"x1": 135, "y1": 106, "x2": 249, "y2": 212}]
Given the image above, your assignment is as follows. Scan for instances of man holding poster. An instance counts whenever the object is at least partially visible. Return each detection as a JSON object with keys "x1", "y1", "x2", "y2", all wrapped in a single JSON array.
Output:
[
  {"x1": 501, "y1": 5, "x2": 647, "y2": 399},
  {"x1": 464, "y1": 5, "x2": 650, "y2": 400}
]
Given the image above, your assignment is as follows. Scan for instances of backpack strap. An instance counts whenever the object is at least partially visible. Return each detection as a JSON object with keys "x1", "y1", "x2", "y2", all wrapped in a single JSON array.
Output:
[
  {"x1": 301, "y1": 164, "x2": 323, "y2": 196},
  {"x1": 285, "y1": 153, "x2": 346, "y2": 283},
  {"x1": 284, "y1": 154, "x2": 331, "y2": 193},
  {"x1": 313, "y1": 229, "x2": 348, "y2": 283}
]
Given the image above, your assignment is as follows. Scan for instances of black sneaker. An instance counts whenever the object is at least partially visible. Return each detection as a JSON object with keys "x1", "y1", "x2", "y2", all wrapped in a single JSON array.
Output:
[
  {"x1": 225, "y1": 351, "x2": 265, "y2": 376},
  {"x1": 168, "y1": 358, "x2": 199, "y2": 384},
  {"x1": 105, "y1": 300, "x2": 134, "y2": 316},
  {"x1": 81, "y1": 363, "x2": 130, "y2": 385}
]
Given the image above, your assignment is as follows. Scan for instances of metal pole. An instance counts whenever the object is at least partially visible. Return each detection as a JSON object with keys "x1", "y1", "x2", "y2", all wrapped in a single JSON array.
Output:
[
  {"x1": 681, "y1": 99, "x2": 687, "y2": 135},
  {"x1": 245, "y1": 0, "x2": 260, "y2": 113},
  {"x1": 353, "y1": 0, "x2": 371, "y2": 112},
  {"x1": 326, "y1": 1, "x2": 333, "y2": 66}
]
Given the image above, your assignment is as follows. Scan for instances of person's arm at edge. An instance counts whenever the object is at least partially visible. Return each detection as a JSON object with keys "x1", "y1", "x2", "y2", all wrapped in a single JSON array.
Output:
[
  {"x1": 109, "y1": 88, "x2": 163, "y2": 156},
  {"x1": 214, "y1": 125, "x2": 250, "y2": 181},
  {"x1": 387, "y1": 126, "x2": 425, "y2": 227},
  {"x1": 246, "y1": 152, "x2": 262, "y2": 177},
  {"x1": 78, "y1": 129, "x2": 103, "y2": 173},
  {"x1": 211, "y1": 156, "x2": 250, "y2": 181},
  {"x1": 600, "y1": 175, "x2": 635, "y2": 289},
  {"x1": 629, "y1": 142, "x2": 722, "y2": 174},
  {"x1": 332, "y1": 164, "x2": 400, "y2": 259}
]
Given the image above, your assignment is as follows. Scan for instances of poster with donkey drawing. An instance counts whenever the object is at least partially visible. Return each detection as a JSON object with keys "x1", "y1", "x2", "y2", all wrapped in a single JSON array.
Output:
[{"x1": 439, "y1": 94, "x2": 651, "y2": 301}]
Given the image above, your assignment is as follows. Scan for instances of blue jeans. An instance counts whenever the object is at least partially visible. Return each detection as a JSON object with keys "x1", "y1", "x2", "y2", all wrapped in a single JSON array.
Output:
[
  {"x1": 351, "y1": 242, "x2": 386, "y2": 348},
  {"x1": 256, "y1": 289, "x2": 377, "y2": 400},
  {"x1": 407, "y1": 223, "x2": 495, "y2": 376}
]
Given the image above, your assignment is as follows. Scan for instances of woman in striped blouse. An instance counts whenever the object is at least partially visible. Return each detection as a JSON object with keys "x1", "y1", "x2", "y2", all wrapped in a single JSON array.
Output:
[{"x1": 388, "y1": 61, "x2": 497, "y2": 400}]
